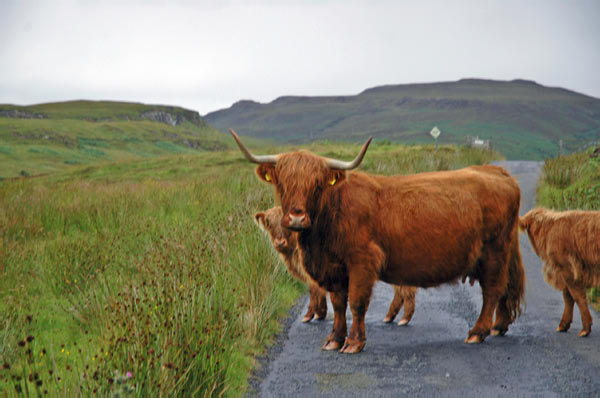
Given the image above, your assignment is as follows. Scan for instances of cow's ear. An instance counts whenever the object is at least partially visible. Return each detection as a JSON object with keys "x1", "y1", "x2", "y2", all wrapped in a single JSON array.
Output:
[
  {"x1": 256, "y1": 164, "x2": 276, "y2": 184},
  {"x1": 254, "y1": 212, "x2": 266, "y2": 228},
  {"x1": 518, "y1": 217, "x2": 529, "y2": 232},
  {"x1": 327, "y1": 169, "x2": 346, "y2": 187}
]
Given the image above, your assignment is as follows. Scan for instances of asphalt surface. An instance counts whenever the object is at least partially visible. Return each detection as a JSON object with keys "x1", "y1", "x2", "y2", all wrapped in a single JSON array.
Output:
[{"x1": 249, "y1": 161, "x2": 600, "y2": 397}]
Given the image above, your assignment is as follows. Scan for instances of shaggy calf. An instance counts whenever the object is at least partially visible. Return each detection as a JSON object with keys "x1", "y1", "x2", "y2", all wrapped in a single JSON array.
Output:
[
  {"x1": 520, "y1": 207, "x2": 600, "y2": 336},
  {"x1": 255, "y1": 207, "x2": 417, "y2": 325}
]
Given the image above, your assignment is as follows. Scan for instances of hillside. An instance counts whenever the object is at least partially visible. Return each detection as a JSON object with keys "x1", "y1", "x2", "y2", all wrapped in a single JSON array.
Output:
[
  {"x1": 205, "y1": 79, "x2": 600, "y2": 160},
  {"x1": 0, "y1": 100, "x2": 232, "y2": 178}
]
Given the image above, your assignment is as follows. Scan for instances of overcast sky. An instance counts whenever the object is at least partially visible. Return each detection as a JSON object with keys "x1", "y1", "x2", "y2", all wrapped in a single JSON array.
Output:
[{"x1": 1, "y1": 0, "x2": 599, "y2": 115}]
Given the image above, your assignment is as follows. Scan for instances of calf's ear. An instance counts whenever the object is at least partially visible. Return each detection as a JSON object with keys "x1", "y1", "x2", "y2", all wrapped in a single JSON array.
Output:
[
  {"x1": 254, "y1": 212, "x2": 266, "y2": 228},
  {"x1": 256, "y1": 164, "x2": 277, "y2": 184},
  {"x1": 518, "y1": 217, "x2": 529, "y2": 232}
]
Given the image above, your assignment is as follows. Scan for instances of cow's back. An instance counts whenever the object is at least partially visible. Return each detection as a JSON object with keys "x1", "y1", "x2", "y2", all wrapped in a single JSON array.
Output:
[
  {"x1": 530, "y1": 210, "x2": 600, "y2": 285},
  {"x1": 362, "y1": 166, "x2": 520, "y2": 287}
]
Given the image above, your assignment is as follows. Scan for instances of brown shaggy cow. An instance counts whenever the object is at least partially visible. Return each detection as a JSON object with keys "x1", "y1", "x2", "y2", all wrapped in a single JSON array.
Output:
[
  {"x1": 255, "y1": 206, "x2": 417, "y2": 325},
  {"x1": 520, "y1": 207, "x2": 600, "y2": 337},
  {"x1": 232, "y1": 129, "x2": 525, "y2": 353}
]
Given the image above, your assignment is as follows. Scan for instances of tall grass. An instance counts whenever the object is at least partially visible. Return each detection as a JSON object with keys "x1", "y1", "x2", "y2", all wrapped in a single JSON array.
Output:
[
  {"x1": 0, "y1": 154, "x2": 304, "y2": 396},
  {"x1": 0, "y1": 144, "x2": 499, "y2": 396},
  {"x1": 538, "y1": 151, "x2": 600, "y2": 211}
]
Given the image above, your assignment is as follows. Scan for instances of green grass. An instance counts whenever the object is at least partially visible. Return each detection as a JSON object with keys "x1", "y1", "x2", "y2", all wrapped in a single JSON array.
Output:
[
  {"x1": 1, "y1": 100, "x2": 202, "y2": 123},
  {"x1": 0, "y1": 101, "x2": 236, "y2": 179},
  {"x1": 537, "y1": 151, "x2": 600, "y2": 211},
  {"x1": 536, "y1": 149, "x2": 600, "y2": 309},
  {"x1": 0, "y1": 142, "x2": 500, "y2": 396}
]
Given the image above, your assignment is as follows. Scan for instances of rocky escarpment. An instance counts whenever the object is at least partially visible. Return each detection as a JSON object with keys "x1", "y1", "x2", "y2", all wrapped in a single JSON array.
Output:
[
  {"x1": 0, "y1": 110, "x2": 45, "y2": 119},
  {"x1": 140, "y1": 111, "x2": 181, "y2": 126},
  {"x1": 139, "y1": 109, "x2": 207, "y2": 127}
]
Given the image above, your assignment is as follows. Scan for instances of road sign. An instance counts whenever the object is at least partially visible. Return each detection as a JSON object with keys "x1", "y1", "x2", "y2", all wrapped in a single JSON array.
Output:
[{"x1": 430, "y1": 126, "x2": 441, "y2": 150}]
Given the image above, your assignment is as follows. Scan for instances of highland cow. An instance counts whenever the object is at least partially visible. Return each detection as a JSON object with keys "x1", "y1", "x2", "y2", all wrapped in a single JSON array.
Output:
[
  {"x1": 520, "y1": 207, "x2": 600, "y2": 336},
  {"x1": 255, "y1": 206, "x2": 417, "y2": 325},
  {"x1": 232, "y1": 129, "x2": 525, "y2": 353}
]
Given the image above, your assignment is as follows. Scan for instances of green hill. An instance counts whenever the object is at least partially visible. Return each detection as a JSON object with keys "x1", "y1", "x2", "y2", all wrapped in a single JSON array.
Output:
[
  {"x1": 205, "y1": 79, "x2": 600, "y2": 160},
  {"x1": 0, "y1": 100, "x2": 233, "y2": 178}
]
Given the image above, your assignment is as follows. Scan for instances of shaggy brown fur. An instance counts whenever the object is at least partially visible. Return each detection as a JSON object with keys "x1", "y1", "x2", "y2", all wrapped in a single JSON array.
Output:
[
  {"x1": 254, "y1": 207, "x2": 327, "y2": 323},
  {"x1": 520, "y1": 207, "x2": 600, "y2": 336},
  {"x1": 255, "y1": 206, "x2": 418, "y2": 325},
  {"x1": 239, "y1": 144, "x2": 525, "y2": 353}
]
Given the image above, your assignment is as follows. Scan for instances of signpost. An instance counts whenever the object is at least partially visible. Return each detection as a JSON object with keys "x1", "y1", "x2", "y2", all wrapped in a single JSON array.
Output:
[{"x1": 430, "y1": 126, "x2": 441, "y2": 150}]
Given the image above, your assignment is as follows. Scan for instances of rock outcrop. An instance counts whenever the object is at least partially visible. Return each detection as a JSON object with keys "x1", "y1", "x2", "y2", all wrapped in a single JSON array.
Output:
[
  {"x1": 0, "y1": 110, "x2": 45, "y2": 119},
  {"x1": 139, "y1": 109, "x2": 207, "y2": 127}
]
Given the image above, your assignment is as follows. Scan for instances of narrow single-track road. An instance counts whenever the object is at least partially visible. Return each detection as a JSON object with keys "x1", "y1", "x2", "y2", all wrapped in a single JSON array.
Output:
[{"x1": 249, "y1": 161, "x2": 600, "y2": 396}]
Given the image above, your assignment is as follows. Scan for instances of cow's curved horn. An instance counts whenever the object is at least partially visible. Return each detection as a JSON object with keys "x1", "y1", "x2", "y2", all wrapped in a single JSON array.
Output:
[
  {"x1": 230, "y1": 128, "x2": 278, "y2": 164},
  {"x1": 324, "y1": 137, "x2": 373, "y2": 170}
]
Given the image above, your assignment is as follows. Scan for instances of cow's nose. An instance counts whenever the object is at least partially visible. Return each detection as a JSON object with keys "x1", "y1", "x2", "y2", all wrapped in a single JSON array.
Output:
[
  {"x1": 283, "y1": 208, "x2": 311, "y2": 230},
  {"x1": 290, "y1": 213, "x2": 305, "y2": 223},
  {"x1": 275, "y1": 238, "x2": 287, "y2": 248}
]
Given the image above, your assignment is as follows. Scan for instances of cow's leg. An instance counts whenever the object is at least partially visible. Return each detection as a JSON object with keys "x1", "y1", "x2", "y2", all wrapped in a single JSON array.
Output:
[
  {"x1": 315, "y1": 287, "x2": 328, "y2": 320},
  {"x1": 467, "y1": 246, "x2": 507, "y2": 343},
  {"x1": 341, "y1": 274, "x2": 376, "y2": 354},
  {"x1": 566, "y1": 284, "x2": 592, "y2": 337},
  {"x1": 322, "y1": 290, "x2": 347, "y2": 350},
  {"x1": 491, "y1": 296, "x2": 510, "y2": 336},
  {"x1": 557, "y1": 288, "x2": 574, "y2": 332},
  {"x1": 467, "y1": 292, "x2": 500, "y2": 343},
  {"x1": 303, "y1": 284, "x2": 322, "y2": 322},
  {"x1": 383, "y1": 286, "x2": 404, "y2": 323},
  {"x1": 398, "y1": 286, "x2": 416, "y2": 326}
]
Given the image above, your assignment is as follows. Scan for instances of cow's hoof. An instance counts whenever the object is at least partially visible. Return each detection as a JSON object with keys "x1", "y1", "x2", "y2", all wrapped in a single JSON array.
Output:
[
  {"x1": 302, "y1": 314, "x2": 314, "y2": 323},
  {"x1": 340, "y1": 339, "x2": 365, "y2": 354},
  {"x1": 397, "y1": 319, "x2": 410, "y2": 326},
  {"x1": 315, "y1": 309, "x2": 327, "y2": 320},
  {"x1": 322, "y1": 339, "x2": 343, "y2": 351},
  {"x1": 490, "y1": 327, "x2": 507, "y2": 337},
  {"x1": 382, "y1": 316, "x2": 393, "y2": 323},
  {"x1": 464, "y1": 334, "x2": 484, "y2": 344},
  {"x1": 556, "y1": 322, "x2": 570, "y2": 332},
  {"x1": 578, "y1": 330, "x2": 590, "y2": 337}
]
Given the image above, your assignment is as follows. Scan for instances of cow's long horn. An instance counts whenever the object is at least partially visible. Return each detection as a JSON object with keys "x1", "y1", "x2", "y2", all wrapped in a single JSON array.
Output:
[
  {"x1": 324, "y1": 137, "x2": 373, "y2": 170},
  {"x1": 230, "y1": 128, "x2": 278, "y2": 164}
]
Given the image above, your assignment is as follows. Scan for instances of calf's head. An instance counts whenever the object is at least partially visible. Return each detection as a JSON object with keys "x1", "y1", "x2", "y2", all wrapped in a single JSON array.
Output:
[
  {"x1": 231, "y1": 129, "x2": 371, "y2": 231},
  {"x1": 519, "y1": 207, "x2": 550, "y2": 255},
  {"x1": 254, "y1": 206, "x2": 297, "y2": 256}
]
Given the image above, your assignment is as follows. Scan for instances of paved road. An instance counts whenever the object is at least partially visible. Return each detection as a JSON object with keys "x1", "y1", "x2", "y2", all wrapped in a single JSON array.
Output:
[{"x1": 250, "y1": 161, "x2": 600, "y2": 397}]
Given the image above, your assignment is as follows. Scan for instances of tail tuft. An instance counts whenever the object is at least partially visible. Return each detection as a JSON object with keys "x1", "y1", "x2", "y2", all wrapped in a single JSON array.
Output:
[{"x1": 506, "y1": 226, "x2": 526, "y2": 320}]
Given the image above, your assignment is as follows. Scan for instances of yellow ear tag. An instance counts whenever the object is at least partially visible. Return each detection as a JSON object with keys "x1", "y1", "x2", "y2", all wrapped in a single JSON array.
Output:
[
  {"x1": 265, "y1": 174, "x2": 271, "y2": 182},
  {"x1": 329, "y1": 177, "x2": 336, "y2": 186}
]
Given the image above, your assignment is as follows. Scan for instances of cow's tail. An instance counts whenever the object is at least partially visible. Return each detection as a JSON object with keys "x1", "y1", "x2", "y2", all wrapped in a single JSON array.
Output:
[{"x1": 505, "y1": 225, "x2": 526, "y2": 321}]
